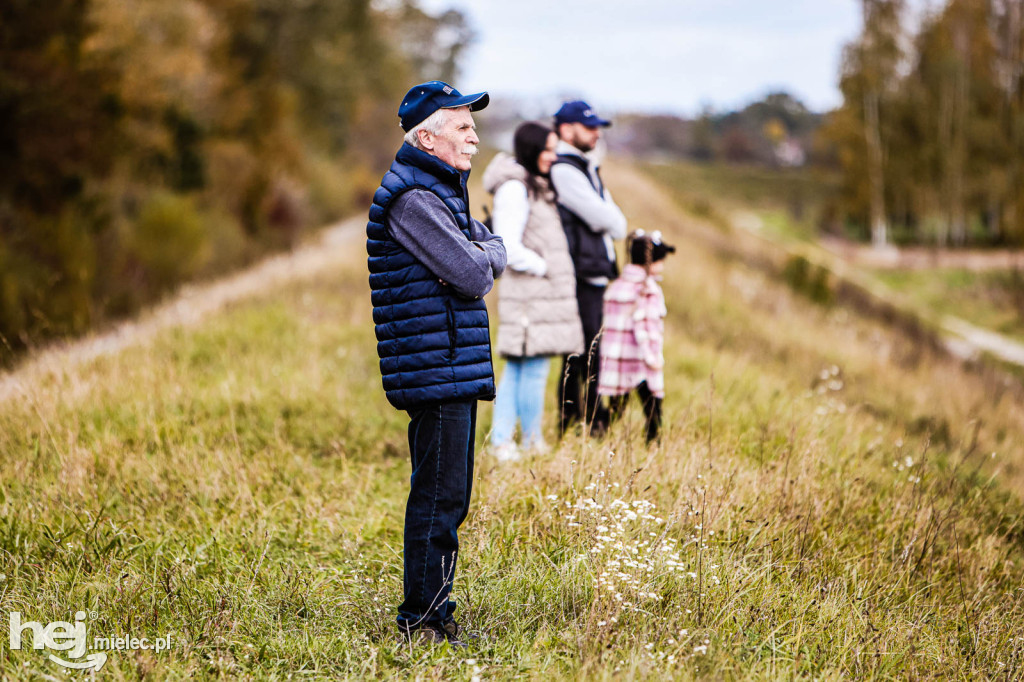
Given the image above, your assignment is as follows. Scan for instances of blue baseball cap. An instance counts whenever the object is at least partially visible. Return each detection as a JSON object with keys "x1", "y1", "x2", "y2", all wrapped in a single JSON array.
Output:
[
  {"x1": 398, "y1": 80, "x2": 489, "y2": 132},
  {"x1": 554, "y1": 100, "x2": 612, "y2": 128}
]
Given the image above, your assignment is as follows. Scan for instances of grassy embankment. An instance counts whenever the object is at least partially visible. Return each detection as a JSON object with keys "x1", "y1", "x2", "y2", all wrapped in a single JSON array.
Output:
[
  {"x1": 635, "y1": 160, "x2": 836, "y2": 244},
  {"x1": 638, "y1": 159, "x2": 1024, "y2": 347},
  {"x1": 872, "y1": 269, "x2": 1024, "y2": 345},
  {"x1": 0, "y1": 162, "x2": 1023, "y2": 680}
]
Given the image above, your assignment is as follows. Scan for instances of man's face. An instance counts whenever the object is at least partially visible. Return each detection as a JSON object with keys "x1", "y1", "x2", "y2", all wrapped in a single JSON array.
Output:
[
  {"x1": 421, "y1": 107, "x2": 479, "y2": 171},
  {"x1": 560, "y1": 122, "x2": 602, "y2": 152}
]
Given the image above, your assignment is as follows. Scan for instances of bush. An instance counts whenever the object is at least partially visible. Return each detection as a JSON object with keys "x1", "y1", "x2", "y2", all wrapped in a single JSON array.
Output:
[
  {"x1": 305, "y1": 153, "x2": 357, "y2": 225},
  {"x1": 782, "y1": 254, "x2": 833, "y2": 305},
  {"x1": 782, "y1": 254, "x2": 810, "y2": 291},
  {"x1": 130, "y1": 191, "x2": 210, "y2": 296},
  {"x1": 205, "y1": 140, "x2": 261, "y2": 228},
  {"x1": 0, "y1": 205, "x2": 99, "y2": 359},
  {"x1": 200, "y1": 207, "x2": 253, "y2": 276}
]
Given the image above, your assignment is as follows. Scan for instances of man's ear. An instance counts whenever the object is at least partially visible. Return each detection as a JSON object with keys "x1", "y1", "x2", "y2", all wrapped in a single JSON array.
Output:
[{"x1": 417, "y1": 128, "x2": 434, "y2": 151}]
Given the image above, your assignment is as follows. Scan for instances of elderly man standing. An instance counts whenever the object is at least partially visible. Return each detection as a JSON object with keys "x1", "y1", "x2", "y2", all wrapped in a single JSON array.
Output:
[
  {"x1": 550, "y1": 100, "x2": 628, "y2": 437},
  {"x1": 366, "y1": 81, "x2": 506, "y2": 646}
]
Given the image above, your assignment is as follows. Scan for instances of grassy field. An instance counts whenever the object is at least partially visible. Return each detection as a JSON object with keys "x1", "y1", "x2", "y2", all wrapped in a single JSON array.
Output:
[
  {"x1": 872, "y1": 268, "x2": 1024, "y2": 345},
  {"x1": 635, "y1": 157, "x2": 1024, "y2": 351},
  {"x1": 0, "y1": 163, "x2": 1023, "y2": 680},
  {"x1": 635, "y1": 160, "x2": 839, "y2": 243}
]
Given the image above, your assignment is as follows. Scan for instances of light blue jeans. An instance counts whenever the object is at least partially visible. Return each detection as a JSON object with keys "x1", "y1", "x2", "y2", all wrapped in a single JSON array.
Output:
[{"x1": 491, "y1": 356, "x2": 551, "y2": 448}]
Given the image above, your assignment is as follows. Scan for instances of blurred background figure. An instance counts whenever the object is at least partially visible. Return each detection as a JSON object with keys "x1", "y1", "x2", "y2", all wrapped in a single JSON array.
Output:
[
  {"x1": 599, "y1": 230, "x2": 675, "y2": 444},
  {"x1": 550, "y1": 101, "x2": 627, "y2": 438},
  {"x1": 483, "y1": 122, "x2": 584, "y2": 461}
]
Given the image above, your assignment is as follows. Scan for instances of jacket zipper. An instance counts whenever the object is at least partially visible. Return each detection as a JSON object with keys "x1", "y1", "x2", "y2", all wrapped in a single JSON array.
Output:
[{"x1": 445, "y1": 298, "x2": 456, "y2": 354}]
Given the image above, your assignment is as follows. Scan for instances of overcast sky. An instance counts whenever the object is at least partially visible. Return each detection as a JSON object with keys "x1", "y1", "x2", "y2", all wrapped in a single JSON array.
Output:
[{"x1": 417, "y1": 0, "x2": 914, "y2": 117}]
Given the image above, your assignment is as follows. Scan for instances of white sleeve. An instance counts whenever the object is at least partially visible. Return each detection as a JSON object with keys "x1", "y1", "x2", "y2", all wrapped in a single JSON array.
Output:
[
  {"x1": 549, "y1": 163, "x2": 627, "y2": 240},
  {"x1": 492, "y1": 180, "x2": 547, "y2": 276}
]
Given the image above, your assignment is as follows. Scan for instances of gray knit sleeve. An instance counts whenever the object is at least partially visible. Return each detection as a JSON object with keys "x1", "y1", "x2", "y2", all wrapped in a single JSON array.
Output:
[{"x1": 386, "y1": 190, "x2": 502, "y2": 299}]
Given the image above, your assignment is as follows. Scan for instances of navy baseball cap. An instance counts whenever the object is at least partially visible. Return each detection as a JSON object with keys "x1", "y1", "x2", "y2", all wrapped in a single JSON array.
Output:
[
  {"x1": 398, "y1": 80, "x2": 489, "y2": 132},
  {"x1": 629, "y1": 229, "x2": 676, "y2": 264},
  {"x1": 554, "y1": 100, "x2": 612, "y2": 128}
]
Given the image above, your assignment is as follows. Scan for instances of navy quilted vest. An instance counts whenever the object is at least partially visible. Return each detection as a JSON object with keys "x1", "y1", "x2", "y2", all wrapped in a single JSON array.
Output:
[
  {"x1": 553, "y1": 154, "x2": 619, "y2": 280},
  {"x1": 366, "y1": 143, "x2": 495, "y2": 410}
]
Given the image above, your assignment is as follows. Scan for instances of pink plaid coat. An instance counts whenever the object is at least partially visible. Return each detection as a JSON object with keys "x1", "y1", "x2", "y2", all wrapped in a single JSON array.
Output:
[{"x1": 598, "y1": 264, "x2": 667, "y2": 398}]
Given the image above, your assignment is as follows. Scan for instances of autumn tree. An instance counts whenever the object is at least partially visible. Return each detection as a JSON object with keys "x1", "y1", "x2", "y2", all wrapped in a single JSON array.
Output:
[
  {"x1": 0, "y1": 0, "x2": 471, "y2": 360},
  {"x1": 836, "y1": 0, "x2": 906, "y2": 248},
  {"x1": 824, "y1": 0, "x2": 1024, "y2": 247},
  {"x1": 0, "y1": 0, "x2": 121, "y2": 345}
]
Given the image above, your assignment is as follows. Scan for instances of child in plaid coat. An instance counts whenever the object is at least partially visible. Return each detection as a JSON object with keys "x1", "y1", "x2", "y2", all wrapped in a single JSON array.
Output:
[{"x1": 598, "y1": 229, "x2": 675, "y2": 442}]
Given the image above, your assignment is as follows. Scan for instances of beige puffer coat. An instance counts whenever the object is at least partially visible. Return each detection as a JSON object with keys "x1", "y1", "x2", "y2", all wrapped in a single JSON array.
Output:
[{"x1": 483, "y1": 153, "x2": 584, "y2": 358}]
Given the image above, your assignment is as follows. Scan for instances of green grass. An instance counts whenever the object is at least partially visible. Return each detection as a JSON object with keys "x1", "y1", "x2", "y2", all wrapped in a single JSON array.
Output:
[
  {"x1": 0, "y1": 165, "x2": 1023, "y2": 679},
  {"x1": 636, "y1": 160, "x2": 839, "y2": 243},
  {"x1": 873, "y1": 268, "x2": 1024, "y2": 344}
]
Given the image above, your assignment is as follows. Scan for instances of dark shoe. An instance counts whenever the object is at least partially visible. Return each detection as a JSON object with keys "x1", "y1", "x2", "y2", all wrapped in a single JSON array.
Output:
[
  {"x1": 401, "y1": 623, "x2": 467, "y2": 648},
  {"x1": 441, "y1": 619, "x2": 481, "y2": 644}
]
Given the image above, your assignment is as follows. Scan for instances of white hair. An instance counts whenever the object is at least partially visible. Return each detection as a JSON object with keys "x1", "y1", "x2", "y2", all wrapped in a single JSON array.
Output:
[{"x1": 403, "y1": 108, "x2": 449, "y2": 150}]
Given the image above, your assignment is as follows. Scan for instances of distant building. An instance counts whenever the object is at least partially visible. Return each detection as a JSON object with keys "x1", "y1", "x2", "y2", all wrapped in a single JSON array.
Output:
[{"x1": 775, "y1": 139, "x2": 806, "y2": 167}]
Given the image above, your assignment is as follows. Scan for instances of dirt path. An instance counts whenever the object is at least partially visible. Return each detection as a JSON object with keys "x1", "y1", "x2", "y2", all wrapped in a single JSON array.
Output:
[
  {"x1": 0, "y1": 216, "x2": 365, "y2": 405},
  {"x1": 941, "y1": 316, "x2": 1024, "y2": 366}
]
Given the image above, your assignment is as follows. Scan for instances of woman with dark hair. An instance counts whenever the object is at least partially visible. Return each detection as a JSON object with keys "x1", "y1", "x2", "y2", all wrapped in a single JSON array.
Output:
[{"x1": 482, "y1": 122, "x2": 584, "y2": 461}]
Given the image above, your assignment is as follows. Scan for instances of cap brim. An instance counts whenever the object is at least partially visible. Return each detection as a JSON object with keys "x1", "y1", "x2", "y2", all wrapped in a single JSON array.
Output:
[
  {"x1": 443, "y1": 91, "x2": 489, "y2": 112},
  {"x1": 567, "y1": 116, "x2": 612, "y2": 128}
]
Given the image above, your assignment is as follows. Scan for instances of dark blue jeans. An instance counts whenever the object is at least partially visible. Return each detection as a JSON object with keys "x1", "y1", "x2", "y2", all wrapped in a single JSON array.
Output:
[{"x1": 397, "y1": 400, "x2": 477, "y2": 632}]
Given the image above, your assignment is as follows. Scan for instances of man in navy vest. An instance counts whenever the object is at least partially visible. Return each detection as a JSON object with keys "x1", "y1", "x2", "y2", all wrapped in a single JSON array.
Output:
[
  {"x1": 366, "y1": 81, "x2": 506, "y2": 646},
  {"x1": 550, "y1": 100, "x2": 627, "y2": 437}
]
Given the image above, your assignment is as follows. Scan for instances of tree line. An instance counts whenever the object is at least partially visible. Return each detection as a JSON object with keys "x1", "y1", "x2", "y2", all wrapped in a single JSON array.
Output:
[
  {"x1": 610, "y1": 92, "x2": 825, "y2": 168},
  {"x1": 0, "y1": 0, "x2": 471, "y2": 362},
  {"x1": 824, "y1": 0, "x2": 1024, "y2": 247}
]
